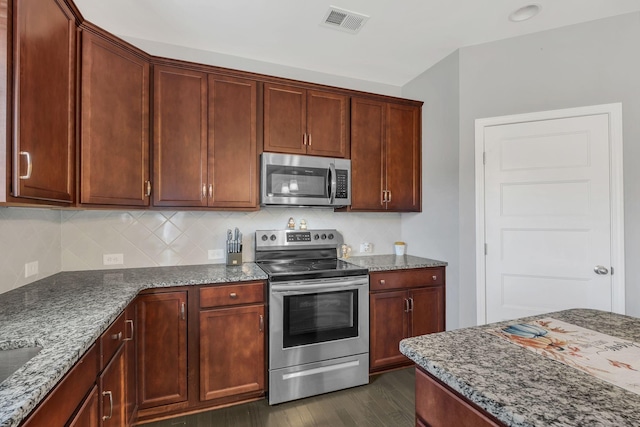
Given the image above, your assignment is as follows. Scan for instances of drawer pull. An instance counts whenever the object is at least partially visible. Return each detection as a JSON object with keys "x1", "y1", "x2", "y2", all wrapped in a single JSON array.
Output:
[
  {"x1": 229, "y1": 292, "x2": 238, "y2": 299},
  {"x1": 379, "y1": 279, "x2": 385, "y2": 286},
  {"x1": 19, "y1": 151, "x2": 33, "y2": 179},
  {"x1": 432, "y1": 275, "x2": 437, "y2": 281},
  {"x1": 102, "y1": 391, "x2": 113, "y2": 420},
  {"x1": 180, "y1": 302, "x2": 186, "y2": 320},
  {"x1": 259, "y1": 314, "x2": 264, "y2": 332},
  {"x1": 110, "y1": 331, "x2": 122, "y2": 341}
]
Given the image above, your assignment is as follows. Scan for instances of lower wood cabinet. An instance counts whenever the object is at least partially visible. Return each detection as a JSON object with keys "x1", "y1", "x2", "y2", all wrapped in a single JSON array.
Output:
[
  {"x1": 137, "y1": 291, "x2": 188, "y2": 410},
  {"x1": 369, "y1": 268, "x2": 445, "y2": 373},
  {"x1": 415, "y1": 367, "x2": 504, "y2": 427},
  {"x1": 199, "y1": 304, "x2": 265, "y2": 401},
  {"x1": 68, "y1": 385, "x2": 99, "y2": 427},
  {"x1": 100, "y1": 344, "x2": 126, "y2": 426}
]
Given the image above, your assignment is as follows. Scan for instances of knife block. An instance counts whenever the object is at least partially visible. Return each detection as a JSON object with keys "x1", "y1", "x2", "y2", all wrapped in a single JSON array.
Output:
[{"x1": 226, "y1": 252, "x2": 242, "y2": 266}]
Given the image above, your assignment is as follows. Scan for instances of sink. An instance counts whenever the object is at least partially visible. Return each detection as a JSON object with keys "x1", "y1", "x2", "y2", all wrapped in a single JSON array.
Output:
[{"x1": 0, "y1": 347, "x2": 42, "y2": 383}]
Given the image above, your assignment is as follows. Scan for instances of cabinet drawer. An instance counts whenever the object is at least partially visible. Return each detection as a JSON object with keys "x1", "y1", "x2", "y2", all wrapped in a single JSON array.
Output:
[
  {"x1": 100, "y1": 311, "x2": 125, "y2": 369},
  {"x1": 370, "y1": 267, "x2": 444, "y2": 292},
  {"x1": 200, "y1": 282, "x2": 264, "y2": 308}
]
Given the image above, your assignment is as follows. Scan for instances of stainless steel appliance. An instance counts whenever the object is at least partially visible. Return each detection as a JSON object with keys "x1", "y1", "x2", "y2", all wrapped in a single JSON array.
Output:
[
  {"x1": 255, "y1": 229, "x2": 369, "y2": 405},
  {"x1": 260, "y1": 153, "x2": 351, "y2": 207}
]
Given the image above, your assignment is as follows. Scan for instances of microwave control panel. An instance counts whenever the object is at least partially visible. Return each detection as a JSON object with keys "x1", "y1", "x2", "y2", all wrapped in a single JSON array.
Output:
[{"x1": 336, "y1": 170, "x2": 348, "y2": 199}]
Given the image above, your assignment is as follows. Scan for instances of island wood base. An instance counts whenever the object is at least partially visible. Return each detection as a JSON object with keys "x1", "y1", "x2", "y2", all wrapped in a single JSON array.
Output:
[{"x1": 415, "y1": 367, "x2": 505, "y2": 427}]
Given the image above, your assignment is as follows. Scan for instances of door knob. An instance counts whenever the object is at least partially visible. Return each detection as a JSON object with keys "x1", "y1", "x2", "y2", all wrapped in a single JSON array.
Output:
[{"x1": 594, "y1": 265, "x2": 609, "y2": 275}]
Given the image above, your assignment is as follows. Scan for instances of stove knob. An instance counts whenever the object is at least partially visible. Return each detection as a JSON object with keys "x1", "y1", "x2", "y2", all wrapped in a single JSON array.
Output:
[
  {"x1": 321, "y1": 233, "x2": 327, "y2": 240},
  {"x1": 328, "y1": 233, "x2": 334, "y2": 240},
  {"x1": 314, "y1": 234, "x2": 320, "y2": 240},
  {"x1": 270, "y1": 234, "x2": 276, "y2": 241},
  {"x1": 261, "y1": 235, "x2": 268, "y2": 241}
]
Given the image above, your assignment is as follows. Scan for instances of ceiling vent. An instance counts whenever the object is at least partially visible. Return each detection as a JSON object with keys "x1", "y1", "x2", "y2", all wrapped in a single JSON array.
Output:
[{"x1": 321, "y1": 6, "x2": 369, "y2": 34}]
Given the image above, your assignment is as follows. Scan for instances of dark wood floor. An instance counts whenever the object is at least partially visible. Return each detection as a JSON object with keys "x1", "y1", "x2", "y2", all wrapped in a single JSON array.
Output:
[{"x1": 142, "y1": 367, "x2": 415, "y2": 427}]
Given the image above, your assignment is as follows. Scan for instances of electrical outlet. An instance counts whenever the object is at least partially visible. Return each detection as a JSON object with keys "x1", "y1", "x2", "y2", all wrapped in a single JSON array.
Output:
[
  {"x1": 360, "y1": 242, "x2": 373, "y2": 253},
  {"x1": 103, "y1": 253, "x2": 124, "y2": 266},
  {"x1": 25, "y1": 261, "x2": 38, "y2": 278},
  {"x1": 208, "y1": 249, "x2": 224, "y2": 260}
]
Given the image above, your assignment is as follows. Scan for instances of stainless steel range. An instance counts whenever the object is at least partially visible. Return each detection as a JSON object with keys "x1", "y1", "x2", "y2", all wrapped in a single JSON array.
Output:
[{"x1": 255, "y1": 229, "x2": 369, "y2": 405}]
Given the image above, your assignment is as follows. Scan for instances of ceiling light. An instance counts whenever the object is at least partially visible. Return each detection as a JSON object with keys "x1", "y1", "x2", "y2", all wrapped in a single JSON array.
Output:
[{"x1": 509, "y1": 4, "x2": 541, "y2": 22}]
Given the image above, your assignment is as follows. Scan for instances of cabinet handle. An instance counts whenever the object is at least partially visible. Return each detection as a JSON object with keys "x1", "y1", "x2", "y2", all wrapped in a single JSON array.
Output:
[
  {"x1": 308, "y1": 134, "x2": 312, "y2": 146},
  {"x1": 202, "y1": 184, "x2": 207, "y2": 199},
  {"x1": 381, "y1": 191, "x2": 385, "y2": 205},
  {"x1": 409, "y1": 297, "x2": 414, "y2": 312},
  {"x1": 404, "y1": 298, "x2": 409, "y2": 313},
  {"x1": 387, "y1": 190, "x2": 392, "y2": 203},
  {"x1": 229, "y1": 292, "x2": 238, "y2": 299},
  {"x1": 379, "y1": 279, "x2": 385, "y2": 286},
  {"x1": 19, "y1": 151, "x2": 32, "y2": 180},
  {"x1": 208, "y1": 184, "x2": 213, "y2": 198},
  {"x1": 432, "y1": 275, "x2": 437, "y2": 281},
  {"x1": 110, "y1": 331, "x2": 122, "y2": 341},
  {"x1": 102, "y1": 390, "x2": 113, "y2": 420},
  {"x1": 180, "y1": 302, "x2": 186, "y2": 320},
  {"x1": 145, "y1": 180, "x2": 151, "y2": 197},
  {"x1": 302, "y1": 133, "x2": 307, "y2": 146},
  {"x1": 259, "y1": 314, "x2": 264, "y2": 332},
  {"x1": 123, "y1": 319, "x2": 134, "y2": 341}
]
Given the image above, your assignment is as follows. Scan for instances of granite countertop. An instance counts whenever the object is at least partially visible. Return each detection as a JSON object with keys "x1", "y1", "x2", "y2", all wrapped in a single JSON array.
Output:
[
  {"x1": 400, "y1": 309, "x2": 640, "y2": 426},
  {"x1": 0, "y1": 263, "x2": 267, "y2": 427},
  {"x1": 345, "y1": 254, "x2": 447, "y2": 271}
]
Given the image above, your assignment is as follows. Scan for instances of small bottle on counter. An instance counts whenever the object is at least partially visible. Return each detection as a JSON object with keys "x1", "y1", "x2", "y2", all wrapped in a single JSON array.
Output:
[{"x1": 287, "y1": 217, "x2": 295, "y2": 229}]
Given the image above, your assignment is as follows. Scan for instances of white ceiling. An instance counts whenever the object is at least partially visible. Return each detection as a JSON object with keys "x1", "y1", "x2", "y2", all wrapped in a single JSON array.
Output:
[{"x1": 73, "y1": 0, "x2": 640, "y2": 87}]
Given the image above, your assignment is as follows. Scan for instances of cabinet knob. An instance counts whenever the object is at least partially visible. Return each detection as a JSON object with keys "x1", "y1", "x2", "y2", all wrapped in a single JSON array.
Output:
[
  {"x1": 432, "y1": 275, "x2": 437, "y2": 281},
  {"x1": 379, "y1": 279, "x2": 385, "y2": 286},
  {"x1": 229, "y1": 292, "x2": 238, "y2": 299},
  {"x1": 110, "y1": 331, "x2": 122, "y2": 341}
]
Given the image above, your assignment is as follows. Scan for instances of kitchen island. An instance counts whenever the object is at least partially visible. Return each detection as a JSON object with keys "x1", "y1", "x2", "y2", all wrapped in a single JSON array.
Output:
[
  {"x1": 400, "y1": 309, "x2": 640, "y2": 426},
  {"x1": 0, "y1": 264, "x2": 267, "y2": 427}
]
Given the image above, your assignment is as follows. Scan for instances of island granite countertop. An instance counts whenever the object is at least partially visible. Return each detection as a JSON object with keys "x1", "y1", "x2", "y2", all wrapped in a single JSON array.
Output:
[
  {"x1": 400, "y1": 308, "x2": 640, "y2": 426},
  {"x1": 0, "y1": 263, "x2": 267, "y2": 427},
  {"x1": 346, "y1": 254, "x2": 447, "y2": 271}
]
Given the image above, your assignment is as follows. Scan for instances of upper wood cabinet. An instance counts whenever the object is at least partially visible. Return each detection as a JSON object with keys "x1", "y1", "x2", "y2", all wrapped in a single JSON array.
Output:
[
  {"x1": 263, "y1": 83, "x2": 348, "y2": 158},
  {"x1": 153, "y1": 65, "x2": 259, "y2": 208},
  {"x1": 350, "y1": 97, "x2": 421, "y2": 212},
  {"x1": 12, "y1": 0, "x2": 76, "y2": 203},
  {"x1": 80, "y1": 29, "x2": 150, "y2": 206}
]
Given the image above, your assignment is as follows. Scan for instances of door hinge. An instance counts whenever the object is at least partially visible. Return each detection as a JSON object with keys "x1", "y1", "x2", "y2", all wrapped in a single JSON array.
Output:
[{"x1": 484, "y1": 243, "x2": 487, "y2": 255}]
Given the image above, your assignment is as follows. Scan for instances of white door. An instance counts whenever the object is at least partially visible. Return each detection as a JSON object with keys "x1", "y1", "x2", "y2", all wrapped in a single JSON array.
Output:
[{"x1": 482, "y1": 113, "x2": 615, "y2": 323}]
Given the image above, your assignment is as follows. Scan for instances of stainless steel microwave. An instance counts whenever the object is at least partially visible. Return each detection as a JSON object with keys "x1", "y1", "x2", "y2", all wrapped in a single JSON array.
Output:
[{"x1": 261, "y1": 153, "x2": 351, "y2": 207}]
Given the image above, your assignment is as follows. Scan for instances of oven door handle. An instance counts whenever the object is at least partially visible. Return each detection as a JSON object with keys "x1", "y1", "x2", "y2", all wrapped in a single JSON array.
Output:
[{"x1": 271, "y1": 282, "x2": 367, "y2": 294}]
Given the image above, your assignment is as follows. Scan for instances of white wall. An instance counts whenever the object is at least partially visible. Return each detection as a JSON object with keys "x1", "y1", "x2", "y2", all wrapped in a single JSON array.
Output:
[
  {"x1": 0, "y1": 207, "x2": 61, "y2": 294},
  {"x1": 406, "y1": 12, "x2": 640, "y2": 327},
  {"x1": 401, "y1": 51, "x2": 460, "y2": 330}
]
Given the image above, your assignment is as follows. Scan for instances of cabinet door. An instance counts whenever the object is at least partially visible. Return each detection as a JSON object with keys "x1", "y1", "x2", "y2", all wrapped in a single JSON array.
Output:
[
  {"x1": 13, "y1": 0, "x2": 75, "y2": 202},
  {"x1": 350, "y1": 97, "x2": 385, "y2": 211},
  {"x1": 410, "y1": 286, "x2": 445, "y2": 338},
  {"x1": 124, "y1": 302, "x2": 137, "y2": 425},
  {"x1": 263, "y1": 83, "x2": 306, "y2": 154},
  {"x1": 306, "y1": 90, "x2": 348, "y2": 158},
  {"x1": 68, "y1": 385, "x2": 99, "y2": 427},
  {"x1": 385, "y1": 103, "x2": 421, "y2": 211},
  {"x1": 199, "y1": 305, "x2": 265, "y2": 401},
  {"x1": 208, "y1": 74, "x2": 258, "y2": 208},
  {"x1": 369, "y1": 290, "x2": 409, "y2": 371},
  {"x1": 100, "y1": 345, "x2": 125, "y2": 427},
  {"x1": 153, "y1": 66, "x2": 208, "y2": 207},
  {"x1": 137, "y1": 292, "x2": 188, "y2": 408},
  {"x1": 80, "y1": 31, "x2": 150, "y2": 206}
]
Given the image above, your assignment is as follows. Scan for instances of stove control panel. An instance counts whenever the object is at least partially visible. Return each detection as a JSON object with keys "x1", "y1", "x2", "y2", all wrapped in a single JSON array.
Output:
[{"x1": 255, "y1": 229, "x2": 343, "y2": 250}]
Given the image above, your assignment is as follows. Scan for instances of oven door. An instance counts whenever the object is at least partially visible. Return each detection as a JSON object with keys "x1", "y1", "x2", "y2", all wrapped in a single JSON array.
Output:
[{"x1": 269, "y1": 275, "x2": 369, "y2": 370}]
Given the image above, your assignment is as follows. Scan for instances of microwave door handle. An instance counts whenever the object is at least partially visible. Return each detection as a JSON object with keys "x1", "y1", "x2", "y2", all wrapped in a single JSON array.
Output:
[{"x1": 328, "y1": 162, "x2": 337, "y2": 204}]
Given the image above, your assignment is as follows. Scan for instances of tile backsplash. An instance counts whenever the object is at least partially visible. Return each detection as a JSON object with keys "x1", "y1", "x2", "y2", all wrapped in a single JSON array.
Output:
[
  {"x1": 0, "y1": 207, "x2": 61, "y2": 293},
  {"x1": 61, "y1": 208, "x2": 401, "y2": 271}
]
